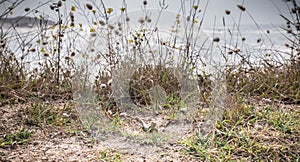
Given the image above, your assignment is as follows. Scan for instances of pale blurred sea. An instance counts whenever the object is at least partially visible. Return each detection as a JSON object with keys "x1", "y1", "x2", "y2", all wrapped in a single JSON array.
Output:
[{"x1": 1, "y1": 20, "x2": 291, "y2": 75}]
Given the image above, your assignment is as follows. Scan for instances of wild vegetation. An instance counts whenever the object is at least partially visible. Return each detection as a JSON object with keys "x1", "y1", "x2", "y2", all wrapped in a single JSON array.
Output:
[{"x1": 0, "y1": 0, "x2": 299, "y2": 161}]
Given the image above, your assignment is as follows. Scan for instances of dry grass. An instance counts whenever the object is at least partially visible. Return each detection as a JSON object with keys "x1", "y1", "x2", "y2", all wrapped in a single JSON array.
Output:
[
  {"x1": 227, "y1": 61, "x2": 300, "y2": 104},
  {"x1": 183, "y1": 99, "x2": 300, "y2": 161},
  {"x1": 128, "y1": 64, "x2": 180, "y2": 106},
  {"x1": 0, "y1": 0, "x2": 299, "y2": 161}
]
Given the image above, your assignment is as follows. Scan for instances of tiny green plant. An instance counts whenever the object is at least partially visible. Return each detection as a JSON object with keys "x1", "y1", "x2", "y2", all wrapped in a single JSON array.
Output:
[
  {"x1": 182, "y1": 101, "x2": 300, "y2": 161},
  {"x1": 98, "y1": 148, "x2": 122, "y2": 162},
  {"x1": 0, "y1": 129, "x2": 32, "y2": 148},
  {"x1": 101, "y1": 149, "x2": 108, "y2": 159},
  {"x1": 26, "y1": 102, "x2": 73, "y2": 126},
  {"x1": 0, "y1": 0, "x2": 299, "y2": 160}
]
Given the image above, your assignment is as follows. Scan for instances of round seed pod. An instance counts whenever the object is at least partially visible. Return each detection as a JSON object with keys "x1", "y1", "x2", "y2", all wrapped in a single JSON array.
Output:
[
  {"x1": 225, "y1": 10, "x2": 231, "y2": 15},
  {"x1": 213, "y1": 37, "x2": 220, "y2": 42},
  {"x1": 86, "y1": 3, "x2": 93, "y2": 10}
]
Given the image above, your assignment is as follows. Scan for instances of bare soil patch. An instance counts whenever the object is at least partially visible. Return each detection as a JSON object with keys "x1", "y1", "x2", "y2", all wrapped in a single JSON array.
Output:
[{"x1": 0, "y1": 102, "x2": 195, "y2": 161}]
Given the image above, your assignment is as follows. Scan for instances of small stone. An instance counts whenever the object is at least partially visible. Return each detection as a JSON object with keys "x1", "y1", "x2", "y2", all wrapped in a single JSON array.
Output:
[
  {"x1": 60, "y1": 144, "x2": 69, "y2": 149},
  {"x1": 262, "y1": 98, "x2": 272, "y2": 104}
]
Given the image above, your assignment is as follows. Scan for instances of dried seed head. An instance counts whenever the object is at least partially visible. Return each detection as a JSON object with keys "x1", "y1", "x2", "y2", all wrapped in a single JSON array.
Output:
[
  {"x1": 265, "y1": 53, "x2": 271, "y2": 57},
  {"x1": 57, "y1": 1, "x2": 62, "y2": 7},
  {"x1": 90, "y1": 32, "x2": 97, "y2": 37},
  {"x1": 107, "y1": 79, "x2": 113, "y2": 86},
  {"x1": 24, "y1": 7, "x2": 30, "y2": 12},
  {"x1": 257, "y1": 38, "x2": 261, "y2": 43},
  {"x1": 69, "y1": 12, "x2": 74, "y2": 19},
  {"x1": 145, "y1": 16, "x2": 151, "y2": 23},
  {"x1": 187, "y1": 16, "x2": 190, "y2": 21},
  {"x1": 0, "y1": 39, "x2": 6, "y2": 47},
  {"x1": 99, "y1": 20, "x2": 106, "y2": 26},
  {"x1": 108, "y1": 24, "x2": 114, "y2": 30},
  {"x1": 237, "y1": 5, "x2": 246, "y2": 11},
  {"x1": 213, "y1": 37, "x2": 220, "y2": 42},
  {"x1": 114, "y1": 30, "x2": 120, "y2": 35},
  {"x1": 71, "y1": 6, "x2": 76, "y2": 11},
  {"x1": 29, "y1": 48, "x2": 36, "y2": 52},
  {"x1": 228, "y1": 50, "x2": 233, "y2": 55},
  {"x1": 225, "y1": 10, "x2": 231, "y2": 15},
  {"x1": 50, "y1": 5, "x2": 55, "y2": 10},
  {"x1": 120, "y1": 7, "x2": 126, "y2": 12},
  {"x1": 143, "y1": 0, "x2": 147, "y2": 5},
  {"x1": 296, "y1": 23, "x2": 300, "y2": 30},
  {"x1": 138, "y1": 17, "x2": 145, "y2": 24},
  {"x1": 86, "y1": 3, "x2": 93, "y2": 10},
  {"x1": 106, "y1": 8, "x2": 113, "y2": 14},
  {"x1": 234, "y1": 48, "x2": 241, "y2": 53}
]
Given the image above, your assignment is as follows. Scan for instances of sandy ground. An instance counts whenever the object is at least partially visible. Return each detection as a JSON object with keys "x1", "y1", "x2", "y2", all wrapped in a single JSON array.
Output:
[
  {"x1": 1, "y1": 100, "x2": 299, "y2": 161},
  {"x1": 0, "y1": 102, "x2": 197, "y2": 161}
]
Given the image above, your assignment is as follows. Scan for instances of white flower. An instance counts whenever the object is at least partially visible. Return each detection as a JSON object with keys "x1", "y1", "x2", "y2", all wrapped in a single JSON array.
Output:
[{"x1": 100, "y1": 83, "x2": 107, "y2": 89}]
